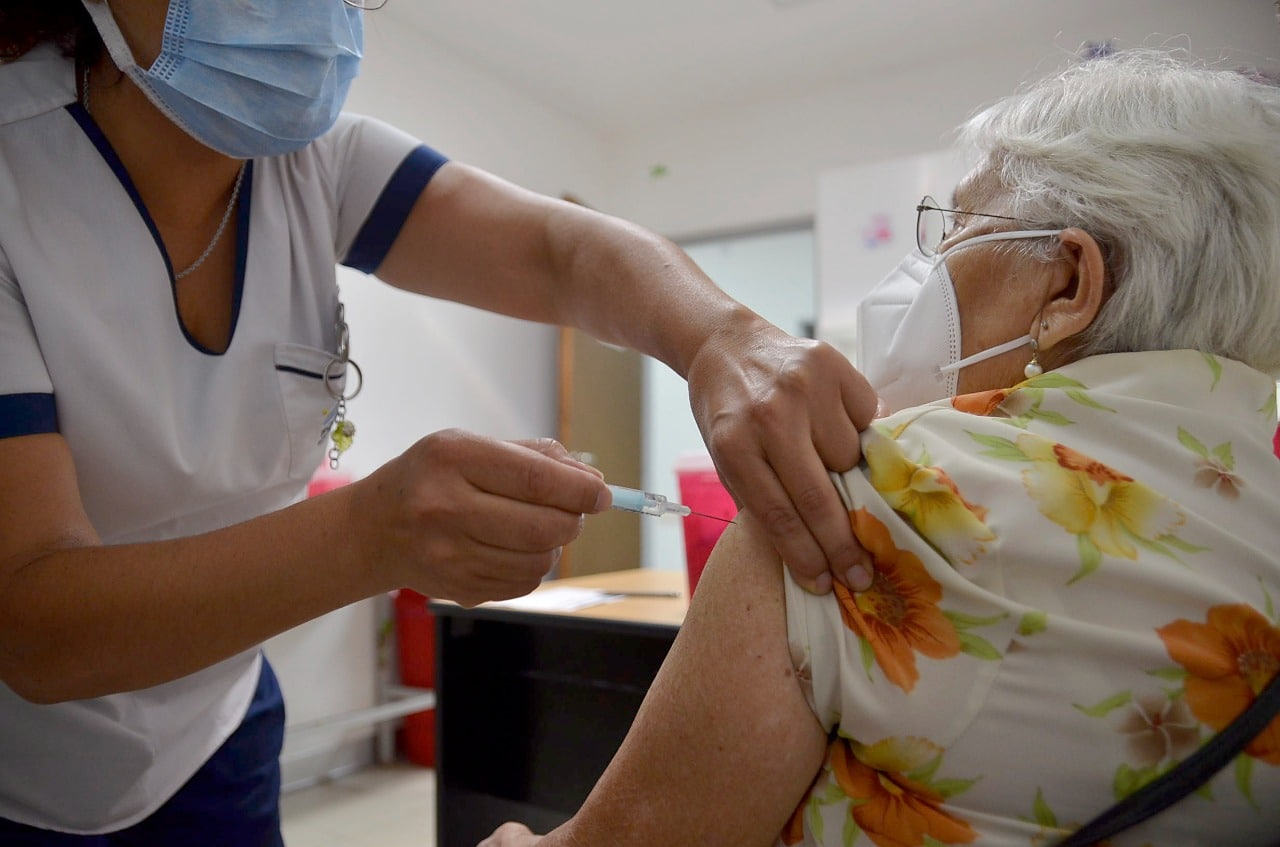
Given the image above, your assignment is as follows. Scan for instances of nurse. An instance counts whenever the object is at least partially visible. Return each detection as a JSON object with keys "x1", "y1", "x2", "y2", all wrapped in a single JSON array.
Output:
[{"x1": 0, "y1": 0, "x2": 878, "y2": 842}]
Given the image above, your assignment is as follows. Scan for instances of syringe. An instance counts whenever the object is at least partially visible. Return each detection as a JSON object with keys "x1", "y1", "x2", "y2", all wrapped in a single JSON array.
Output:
[{"x1": 606, "y1": 484, "x2": 692, "y2": 518}]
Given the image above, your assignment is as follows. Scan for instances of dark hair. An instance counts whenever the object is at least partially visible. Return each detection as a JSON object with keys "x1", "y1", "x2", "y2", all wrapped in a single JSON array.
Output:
[{"x1": 0, "y1": 0, "x2": 100, "y2": 65}]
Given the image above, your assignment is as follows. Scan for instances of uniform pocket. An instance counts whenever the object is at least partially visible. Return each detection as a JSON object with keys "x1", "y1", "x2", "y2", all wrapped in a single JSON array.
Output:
[{"x1": 273, "y1": 342, "x2": 347, "y2": 481}]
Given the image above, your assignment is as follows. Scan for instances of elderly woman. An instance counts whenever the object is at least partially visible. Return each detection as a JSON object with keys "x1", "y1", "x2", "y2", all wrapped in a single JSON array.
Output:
[{"x1": 481, "y1": 50, "x2": 1280, "y2": 847}]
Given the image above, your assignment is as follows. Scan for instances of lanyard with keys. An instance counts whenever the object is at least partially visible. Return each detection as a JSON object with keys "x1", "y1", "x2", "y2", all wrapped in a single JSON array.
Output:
[{"x1": 323, "y1": 300, "x2": 363, "y2": 469}]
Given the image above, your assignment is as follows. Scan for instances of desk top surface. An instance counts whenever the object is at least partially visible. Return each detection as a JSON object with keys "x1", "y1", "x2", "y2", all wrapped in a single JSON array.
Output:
[{"x1": 432, "y1": 569, "x2": 688, "y2": 629}]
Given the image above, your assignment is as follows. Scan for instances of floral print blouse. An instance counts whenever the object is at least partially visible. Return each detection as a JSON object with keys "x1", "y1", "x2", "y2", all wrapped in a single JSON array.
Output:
[{"x1": 781, "y1": 350, "x2": 1280, "y2": 847}]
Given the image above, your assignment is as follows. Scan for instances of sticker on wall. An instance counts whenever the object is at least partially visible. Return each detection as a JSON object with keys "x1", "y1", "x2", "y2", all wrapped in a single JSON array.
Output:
[{"x1": 862, "y1": 212, "x2": 894, "y2": 248}]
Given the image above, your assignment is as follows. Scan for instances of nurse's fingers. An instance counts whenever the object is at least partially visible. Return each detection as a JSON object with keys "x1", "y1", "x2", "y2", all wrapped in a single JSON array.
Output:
[
  {"x1": 360, "y1": 429, "x2": 607, "y2": 605},
  {"x1": 478, "y1": 822, "x2": 544, "y2": 847},
  {"x1": 429, "y1": 545, "x2": 564, "y2": 609},
  {"x1": 812, "y1": 349, "x2": 879, "y2": 473},
  {"x1": 457, "y1": 489, "x2": 589, "y2": 553},
  {"x1": 805, "y1": 369, "x2": 877, "y2": 591},
  {"x1": 457, "y1": 434, "x2": 608, "y2": 515},
  {"x1": 723, "y1": 442, "x2": 870, "y2": 595},
  {"x1": 511, "y1": 437, "x2": 606, "y2": 481},
  {"x1": 702, "y1": 344, "x2": 875, "y2": 593}
]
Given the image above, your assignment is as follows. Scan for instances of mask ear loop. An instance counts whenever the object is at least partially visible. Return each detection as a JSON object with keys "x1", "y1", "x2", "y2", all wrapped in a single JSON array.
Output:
[
  {"x1": 937, "y1": 333, "x2": 1034, "y2": 375},
  {"x1": 933, "y1": 227, "x2": 1061, "y2": 380}
]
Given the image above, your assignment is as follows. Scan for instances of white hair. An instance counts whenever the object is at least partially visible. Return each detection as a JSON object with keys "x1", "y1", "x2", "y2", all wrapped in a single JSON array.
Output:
[{"x1": 959, "y1": 49, "x2": 1280, "y2": 375}]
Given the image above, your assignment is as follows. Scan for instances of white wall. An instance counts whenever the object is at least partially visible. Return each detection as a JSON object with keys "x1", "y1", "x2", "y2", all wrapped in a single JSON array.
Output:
[
  {"x1": 603, "y1": 1, "x2": 1278, "y2": 239},
  {"x1": 815, "y1": 147, "x2": 973, "y2": 359},
  {"x1": 338, "y1": 15, "x2": 614, "y2": 477},
  {"x1": 266, "y1": 2, "x2": 1276, "y2": 784}
]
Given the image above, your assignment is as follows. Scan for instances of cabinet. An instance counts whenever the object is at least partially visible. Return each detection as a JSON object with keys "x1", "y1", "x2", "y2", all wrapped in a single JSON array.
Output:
[{"x1": 556, "y1": 327, "x2": 643, "y2": 576}]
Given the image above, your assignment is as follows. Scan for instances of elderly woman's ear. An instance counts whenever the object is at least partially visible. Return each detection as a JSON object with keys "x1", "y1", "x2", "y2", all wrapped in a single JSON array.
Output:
[{"x1": 1038, "y1": 227, "x2": 1109, "y2": 364}]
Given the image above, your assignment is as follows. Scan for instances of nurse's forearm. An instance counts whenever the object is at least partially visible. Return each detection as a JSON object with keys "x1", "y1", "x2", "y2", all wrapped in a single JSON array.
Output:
[
  {"x1": 376, "y1": 162, "x2": 766, "y2": 379},
  {"x1": 0, "y1": 428, "x2": 602, "y2": 704},
  {"x1": 545, "y1": 212, "x2": 768, "y2": 379},
  {"x1": 0, "y1": 486, "x2": 385, "y2": 704}
]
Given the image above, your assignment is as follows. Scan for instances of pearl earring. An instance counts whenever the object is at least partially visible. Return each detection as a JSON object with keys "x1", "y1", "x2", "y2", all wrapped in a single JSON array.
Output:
[{"x1": 1024, "y1": 338, "x2": 1043, "y2": 379}]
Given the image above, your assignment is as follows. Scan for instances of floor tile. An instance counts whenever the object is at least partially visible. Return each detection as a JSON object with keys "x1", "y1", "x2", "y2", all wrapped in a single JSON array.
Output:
[{"x1": 281, "y1": 763, "x2": 435, "y2": 847}]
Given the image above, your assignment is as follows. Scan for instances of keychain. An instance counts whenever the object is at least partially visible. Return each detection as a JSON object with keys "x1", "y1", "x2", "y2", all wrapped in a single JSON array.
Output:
[
  {"x1": 330, "y1": 413, "x2": 356, "y2": 464},
  {"x1": 323, "y1": 301, "x2": 363, "y2": 470}
]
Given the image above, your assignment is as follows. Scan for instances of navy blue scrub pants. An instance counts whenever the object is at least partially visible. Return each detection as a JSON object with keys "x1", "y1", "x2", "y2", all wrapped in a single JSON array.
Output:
[{"x1": 0, "y1": 656, "x2": 286, "y2": 846}]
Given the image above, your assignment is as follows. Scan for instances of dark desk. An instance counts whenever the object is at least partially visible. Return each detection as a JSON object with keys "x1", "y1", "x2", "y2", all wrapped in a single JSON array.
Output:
[{"x1": 430, "y1": 570, "x2": 687, "y2": 847}]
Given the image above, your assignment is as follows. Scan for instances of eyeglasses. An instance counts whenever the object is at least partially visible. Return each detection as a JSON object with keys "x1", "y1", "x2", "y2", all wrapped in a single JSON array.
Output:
[
  {"x1": 915, "y1": 195, "x2": 1047, "y2": 258},
  {"x1": 343, "y1": 0, "x2": 388, "y2": 9}
]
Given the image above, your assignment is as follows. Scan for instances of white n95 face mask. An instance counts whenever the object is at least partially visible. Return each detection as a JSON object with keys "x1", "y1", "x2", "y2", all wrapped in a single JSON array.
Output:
[
  {"x1": 856, "y1": 228, "x2": 1059, "y2": 414},
  {"x1": 81, "y1": 0, "x2": 363, "y2": 159}
]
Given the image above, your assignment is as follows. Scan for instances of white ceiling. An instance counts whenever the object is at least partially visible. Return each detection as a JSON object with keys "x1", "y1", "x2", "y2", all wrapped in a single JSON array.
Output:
[{"x1": 375, "y1": 0, "x2": 1278, "y2": 136}]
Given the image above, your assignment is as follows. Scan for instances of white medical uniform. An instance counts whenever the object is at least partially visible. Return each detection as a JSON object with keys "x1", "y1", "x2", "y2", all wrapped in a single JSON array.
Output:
[{"x1": 0, "y1": 44, "x2": 446, "y2": 833}]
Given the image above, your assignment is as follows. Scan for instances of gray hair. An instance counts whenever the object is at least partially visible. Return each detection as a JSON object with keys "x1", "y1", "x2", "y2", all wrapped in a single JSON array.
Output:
[{"x1": 959, "y1": 49, "x2": 1280, "y2": 375}]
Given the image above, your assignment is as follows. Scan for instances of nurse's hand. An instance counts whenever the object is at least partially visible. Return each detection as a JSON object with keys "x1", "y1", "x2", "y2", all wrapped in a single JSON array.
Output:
[
  {"x1": 478, "y1": 822, "x2": 543, "y2": 846},
  {"x1": 686, "y1": 323, "x2": 878, "y2": 595},
  {"x1": 355, "y1": 430, "x2": 608, "y2": 607}
]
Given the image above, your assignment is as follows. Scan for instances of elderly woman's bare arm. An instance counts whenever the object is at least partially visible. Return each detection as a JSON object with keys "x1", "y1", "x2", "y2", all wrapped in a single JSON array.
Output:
[{"x1": 480, "y1": 514, "x2": 829, "y2": 847}]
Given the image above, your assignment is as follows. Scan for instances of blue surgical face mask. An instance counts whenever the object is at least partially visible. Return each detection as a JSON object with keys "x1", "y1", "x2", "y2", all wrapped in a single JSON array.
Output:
[{"x1": 81, "y1": 0, "x2": 363, "y2": 158}]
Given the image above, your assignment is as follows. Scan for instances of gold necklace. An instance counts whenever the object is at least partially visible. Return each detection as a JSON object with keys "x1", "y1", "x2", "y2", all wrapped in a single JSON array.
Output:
[{"x1": 82, "y1": 66, "x2": 246, "y2": 280}]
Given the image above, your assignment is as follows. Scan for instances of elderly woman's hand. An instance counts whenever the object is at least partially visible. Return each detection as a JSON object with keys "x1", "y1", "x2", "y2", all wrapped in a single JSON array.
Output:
[
  {"x1": 685, "y1": 320, "x2": 878, "y2": 593},
  {"x1": 478, "y1": 822, "x2": 544, "y2": 847}
]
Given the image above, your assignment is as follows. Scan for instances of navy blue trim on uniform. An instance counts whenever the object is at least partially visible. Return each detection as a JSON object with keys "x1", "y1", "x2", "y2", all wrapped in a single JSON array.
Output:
[
  {"x1": 275, "y1": 365, "x2": 322, "y2": 380},
  {"x1": 225, "y1": 161, "x2": 253, "y2": 351},
  {"x1": 0, "y1": 656, "x2": 286, "y2": 845},
  {"x1": 343, "y1": 144, "x2": 448, "y2": 274},
  {"x1": 66, "y1": 104, "x2": 252, "y2": 358},
  {"x1": 274, "y1": 364, "x2": 345, "y2": 381},
  {"x1": 0, "y1": 393, "x2": 57, "y2": 438},
  {"x1": 67, "y1": 104, "x2": 174, "y2": 275}
]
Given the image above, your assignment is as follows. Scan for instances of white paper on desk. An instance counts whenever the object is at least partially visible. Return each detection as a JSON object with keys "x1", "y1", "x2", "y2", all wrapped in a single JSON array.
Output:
[{"x1": 484, "y1": 586, "x2": 626, "y2": 613}]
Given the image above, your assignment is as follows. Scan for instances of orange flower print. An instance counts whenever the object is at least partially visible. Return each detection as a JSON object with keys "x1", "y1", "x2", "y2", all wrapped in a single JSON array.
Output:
[
  {"x1": 1019, "y1": 435, "x2": 1183, "y2": 562},
  {"x1": 830, "y1": 737, "x2": 976, "y2": 847},
  {"x1": 951, "y1": 388, "x2": 1010, "y2": 417},
  {"x1": 949, "y1": 385, "x2": 1034, "y2": 418},
  {"x1": 1157, "y1": 604, "x2": 1280, "y2": 764},
  {"x1": 863, "y1": 431, "x2": 996, "y2": 565},
  {"x1": 953, "y1": 376, "x2": 1099, "y2": 423},
  {"x1": 779, "y1": 800, "x2": 806, "y2": 845},
  {"x1": 835, "y1": 509, "x2": 961, "y2": 693}
]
